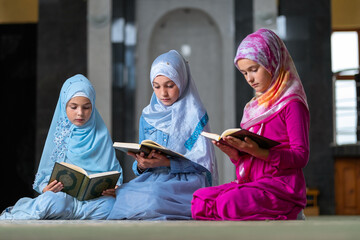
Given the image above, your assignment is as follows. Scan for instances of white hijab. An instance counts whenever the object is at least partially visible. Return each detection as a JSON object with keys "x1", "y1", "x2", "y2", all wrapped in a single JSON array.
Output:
[{"x1": 142, "y1": 50, "x2": 218, "y2": 185}]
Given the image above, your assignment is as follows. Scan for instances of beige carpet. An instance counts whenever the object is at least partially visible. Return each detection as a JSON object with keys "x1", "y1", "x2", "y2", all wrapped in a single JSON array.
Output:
[{"x1": 0, "y1": 216, "x2": 359, "y2": 240}]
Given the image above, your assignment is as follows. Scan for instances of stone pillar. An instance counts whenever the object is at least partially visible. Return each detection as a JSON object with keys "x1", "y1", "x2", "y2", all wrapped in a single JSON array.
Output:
[{"x1": 279, "y1": 0, "x2": 334, "y2": 214}]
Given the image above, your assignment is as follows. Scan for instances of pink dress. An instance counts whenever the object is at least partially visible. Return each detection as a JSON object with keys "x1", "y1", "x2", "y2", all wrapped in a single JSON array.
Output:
[{"x1": 191, "y1": 100, "x2": 309, "y2": 220}]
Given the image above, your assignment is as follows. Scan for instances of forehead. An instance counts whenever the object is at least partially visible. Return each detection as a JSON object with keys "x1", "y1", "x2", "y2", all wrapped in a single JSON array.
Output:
[
  {"x1": 67, "y1": 96, "x2": 91, "y2": 105},
  {"x1": 153, "y1": 75, "x2": 174, "y2": 84},
  {"x1": 237, "y1": 59, "x2": 259, "y2": 70}
]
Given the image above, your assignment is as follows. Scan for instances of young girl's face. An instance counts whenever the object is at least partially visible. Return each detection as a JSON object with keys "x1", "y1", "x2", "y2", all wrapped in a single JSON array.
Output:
[
  {"x1": 237, "y1": 59, "x2": 272, "y2": 93},
  {"x1": 66, "y1": 96, "x2": 92, "y2": 126},
  {"x1": 152, "y1": 75, "x2": 180, "y2": 106}
]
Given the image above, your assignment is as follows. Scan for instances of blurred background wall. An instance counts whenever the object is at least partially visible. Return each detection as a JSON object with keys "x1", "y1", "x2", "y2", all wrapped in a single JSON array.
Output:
[{"x1": 0, "y1": 0, "x2": 38, "y2": 209}]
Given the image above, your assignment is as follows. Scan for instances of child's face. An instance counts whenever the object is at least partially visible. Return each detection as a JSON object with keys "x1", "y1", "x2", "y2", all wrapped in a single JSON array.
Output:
[
  {"x1": 237, "y1": 59, "x2": 272, "y2": 93},
  {"x1": 66, "y1": 96, "x2": 92, "y2": 126},
  {"x1": 152, "y1": 75, "x2": 180, "y2": 106}
]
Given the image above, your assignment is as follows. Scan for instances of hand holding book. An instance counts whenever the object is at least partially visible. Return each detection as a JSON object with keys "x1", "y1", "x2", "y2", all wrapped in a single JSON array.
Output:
[
  {"x1": 43, "y1": 179, "x2": 64, "y2": 193},
  {"x1": 219, "y1": 135, "x2": 270, "y2": 160},
  {"x1": 201, "y1": 128, "x2": 280, "y2": 160},
  {"x1": 102, "y1": 185, "x2": 118, "y2": 197},
  {"x1": 212, "y1": 136, "x2": 244, "y2": 161},
  {"x1": 127, "y1": 149, "x2": 171, "y2": 170}
]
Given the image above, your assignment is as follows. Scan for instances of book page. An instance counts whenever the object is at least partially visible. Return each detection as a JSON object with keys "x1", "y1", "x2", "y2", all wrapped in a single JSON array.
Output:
[
  {"x1": 88, "y1": 171, "x2": 120, "y2": 179},
  {"x1": 60, "y1": 162, "x2": 88, "y2": 175},
  {"x1": 113, "y1": 141, "x2": 153, "y2": 156},
  {"x1": 141, "y1": 140, "x2": 165, "y2": 149},
  {"x1": 113, "y1": 142, "x2": 141, "y2": 150},
  {"x1": 200, "y1": 131, "x2": 221, "y2": 141},
  {"x1": 221, "y1": 128, "x2": 242, "y2": 137},
  {"x1": 141, "y1": 140, "x2": 186, "y2": 159}
]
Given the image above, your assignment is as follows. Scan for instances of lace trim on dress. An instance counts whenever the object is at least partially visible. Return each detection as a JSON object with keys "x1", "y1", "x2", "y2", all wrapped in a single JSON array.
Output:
[
  {"x1": 51, "y1": 117, "x2": 71, "y2": 162},
  {"x1": 32, "y1": 117, "x2": 71, "y2": 190}
]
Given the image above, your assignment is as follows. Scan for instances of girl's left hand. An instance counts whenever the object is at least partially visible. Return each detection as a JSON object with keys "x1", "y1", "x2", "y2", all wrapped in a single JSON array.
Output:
[
  {"x1": 136, "y1": 150, "x2": 170, "y2": 169},
  {"x1": 213, "y1": 140, "x2": 242, "y2": 161},
  {"x1": 223, "y1": 136, "x2": 269, "y2": 160},
  {"x1": 102, "y1": 185, "x2": 119, "y2": 198}
]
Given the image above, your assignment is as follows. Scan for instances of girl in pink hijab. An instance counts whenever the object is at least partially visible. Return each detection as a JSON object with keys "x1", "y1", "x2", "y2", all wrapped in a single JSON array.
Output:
[{"x1": 191, "y1": 28, "x2": 310, "y2": 220}]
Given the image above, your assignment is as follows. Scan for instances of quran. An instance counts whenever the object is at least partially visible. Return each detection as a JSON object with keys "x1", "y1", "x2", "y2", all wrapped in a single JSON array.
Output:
[
  {"x1": 49, "y1": 162, "x2": 121, "y2": 201},
  {"x1": 201, "y1": 128, "x2": 280, "y2": 149},
  {"x1": 113, "y1": 140, "x2": 187, "y2": 159}
]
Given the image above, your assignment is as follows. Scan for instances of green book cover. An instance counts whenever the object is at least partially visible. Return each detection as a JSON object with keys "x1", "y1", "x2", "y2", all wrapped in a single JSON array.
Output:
[
  {"x1": 79, "y1": 173, "x2": 121, "y2": 201},
  {"x1": 49, "y1": 162, "x2": 121, "y2": 201}
]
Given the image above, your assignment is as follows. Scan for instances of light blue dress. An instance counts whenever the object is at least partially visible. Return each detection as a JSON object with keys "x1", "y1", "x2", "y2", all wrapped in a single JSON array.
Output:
[
  {"x1": 1, "y1": 74, "x2": 122, "y2": 220},
  {"x1": 0, "y1": 192, "x2": 116, "y2": 220},
  {"x1": 107, "y1": 50, "x2": 218, "y2": 220},
  {"x1": 107, "y1": 117, "x2": 209, "y2": 220}
]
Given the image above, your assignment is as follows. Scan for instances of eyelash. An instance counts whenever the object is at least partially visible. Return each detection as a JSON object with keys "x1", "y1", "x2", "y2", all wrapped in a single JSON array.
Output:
[
  {"x1": 153, "y1": 85, "x2": 174, "y2": 89},
  {"x1": 70, "y1": 106, "x2": 91, "y2": 110},
  {"x1": 242, "y1": 68, "x2": 258, "y2": 75}
]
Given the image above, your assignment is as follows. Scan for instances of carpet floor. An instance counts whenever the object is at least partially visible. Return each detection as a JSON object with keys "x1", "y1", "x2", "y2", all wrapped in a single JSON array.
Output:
[{"x1": 1, "y1": 216, "x2": 359, "y2": 240}]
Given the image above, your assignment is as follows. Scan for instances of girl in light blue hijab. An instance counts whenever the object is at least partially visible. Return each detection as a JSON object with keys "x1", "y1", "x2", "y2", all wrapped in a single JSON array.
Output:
[
  {"x1": 107, "y1": 50, "x2": 218, "y2": 220},
  {"x1": 1, "y1": 74, "x2": 122, "y2": 220}
]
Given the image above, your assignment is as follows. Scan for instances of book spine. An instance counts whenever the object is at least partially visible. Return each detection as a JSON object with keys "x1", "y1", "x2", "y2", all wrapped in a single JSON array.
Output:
[{"x1": 77, "y1": 177, "x2": 90, "y2": 201}]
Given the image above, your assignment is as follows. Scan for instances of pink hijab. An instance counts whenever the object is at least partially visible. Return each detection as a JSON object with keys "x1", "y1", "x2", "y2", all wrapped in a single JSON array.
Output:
[
  {"x1": 234, "y1": 28, "x2": 308, "y2": 130},
  {"x1": 233, "y1": 29, "x2": 308, "y2": 183}
]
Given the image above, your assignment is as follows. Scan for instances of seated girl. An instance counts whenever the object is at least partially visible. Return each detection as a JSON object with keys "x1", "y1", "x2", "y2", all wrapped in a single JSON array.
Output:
[
  {"x1": 1, "y1": 74, "x2": 122, "y2": 220},
  {"x1": 191, "y1": 28, "x2": 310, "y2": 220},
  {"x1": 107, "y1": 50, "x2": 218, "y2": 220}
]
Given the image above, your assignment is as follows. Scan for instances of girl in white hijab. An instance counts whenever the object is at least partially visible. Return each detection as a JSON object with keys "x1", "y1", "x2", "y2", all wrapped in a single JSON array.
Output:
[{"x1": 108, "y1": 50, "x2": 218, "y2": 220}]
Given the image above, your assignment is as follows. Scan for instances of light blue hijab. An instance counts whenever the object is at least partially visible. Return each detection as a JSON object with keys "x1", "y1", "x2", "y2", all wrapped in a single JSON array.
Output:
[
  {"x1": 142, "y1": 50, "x2": 218, "y2": 185},
  {"x1": 33, "y1": 74, "x2": 122, "y2": 193}
]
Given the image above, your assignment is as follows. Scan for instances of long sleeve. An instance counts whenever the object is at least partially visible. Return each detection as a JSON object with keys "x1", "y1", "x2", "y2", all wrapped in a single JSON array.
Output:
[
  {"x1": 268, "y1": 101, "x2": 310, "y2": 170},
  {"x1": 132, "y1": 160, "x2": 145, "y2": 176},
  {"x1": 132, "y1": 116, "x2": 147, "y2": 176},
  {"x1": 132, "y1": 157, "x2": 204, "y2": 175},
  {"x1": 36, "y1": 176, "x2": 50, "y2": 194}
]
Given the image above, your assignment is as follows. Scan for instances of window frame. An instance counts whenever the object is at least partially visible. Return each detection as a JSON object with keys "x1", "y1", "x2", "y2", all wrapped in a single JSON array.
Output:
[{"x1": 332, "y1": 28, "x2": 360, "y2": 145}]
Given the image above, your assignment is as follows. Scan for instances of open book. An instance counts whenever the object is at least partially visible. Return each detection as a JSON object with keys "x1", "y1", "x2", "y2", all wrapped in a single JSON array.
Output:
[
  {"x1": 113, "y1": 140, "x2": 186, "y2": 159},
  {"x1": 201, "y1": 128, "x2": 280, "y2": 149},
  {"x1": 49, "y1": 162, "x2": 121, "y2": 201}
]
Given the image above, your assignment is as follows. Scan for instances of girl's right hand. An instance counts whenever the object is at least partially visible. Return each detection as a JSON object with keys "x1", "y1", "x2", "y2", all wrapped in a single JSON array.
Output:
[
  {"x1": 134, "y1": 150, "x2": 170, "y2": 169},
  {"x1": 42, "y1": 180, "x2": 64, "y2": 193}
]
